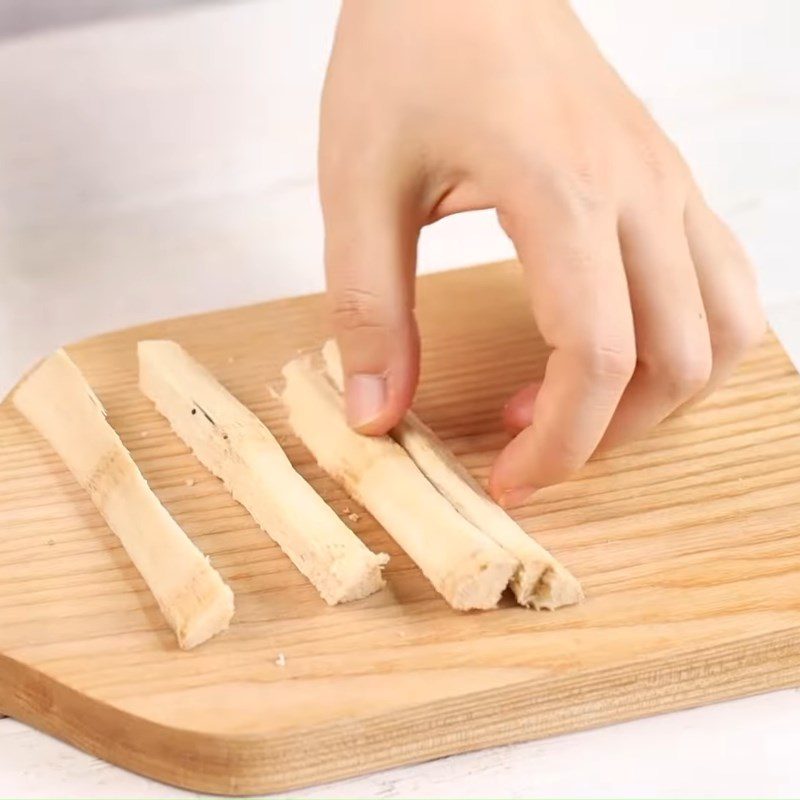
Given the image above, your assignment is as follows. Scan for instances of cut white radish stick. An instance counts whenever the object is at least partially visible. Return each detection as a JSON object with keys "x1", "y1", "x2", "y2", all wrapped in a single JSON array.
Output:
[
  {"x1": 321, "y1": 339, "x2": 583, "y2": 610},
  {"x1": 281, "y1": 355, "x2": 517, "y2": 611},
  {"x1": 13, "y1": 349, "x2": 234, "y2": 649},
  {"x1": 138, "y1": 340, "x2": 387, "y2": 605}
]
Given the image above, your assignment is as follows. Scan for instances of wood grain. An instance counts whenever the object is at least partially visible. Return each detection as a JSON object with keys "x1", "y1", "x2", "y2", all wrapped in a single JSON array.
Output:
[{"x1": 1, "y1": 262, "x2": 800, "y2": 795}]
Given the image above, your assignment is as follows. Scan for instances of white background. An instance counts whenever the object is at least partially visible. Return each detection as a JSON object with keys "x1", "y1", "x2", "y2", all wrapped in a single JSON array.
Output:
[{"x1": 0, "y1": 1, "x2": 799, "y2": 797}]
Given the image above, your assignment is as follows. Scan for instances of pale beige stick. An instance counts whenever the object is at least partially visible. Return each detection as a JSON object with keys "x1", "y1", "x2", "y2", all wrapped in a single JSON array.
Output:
[
  {"x1": 138, "y1": 340, "x2": 387, "y2": 605},
  {"x1": 13, "y1": 350, "x2": 234, "y2": 649},
  {"x1": 322, "y1": 339, "x2": 583, "y2": 610},
  {"x1": 281, "y1": 355, "x2": 517, "y2": 611}
]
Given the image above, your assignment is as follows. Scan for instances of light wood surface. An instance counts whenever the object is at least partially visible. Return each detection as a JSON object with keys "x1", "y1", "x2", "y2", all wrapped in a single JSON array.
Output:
[{"x1": 1, "y1": 262, "x2": 800, "y2": 796}]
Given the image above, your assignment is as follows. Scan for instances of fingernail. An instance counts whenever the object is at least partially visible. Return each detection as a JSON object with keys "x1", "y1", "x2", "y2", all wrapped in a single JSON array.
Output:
[
  {"x1": 346, "y1": 374, "x2": 387, "y2": 429},
  {"x1": 499, "y1": 485, "x2": 537, "y2": 508}
]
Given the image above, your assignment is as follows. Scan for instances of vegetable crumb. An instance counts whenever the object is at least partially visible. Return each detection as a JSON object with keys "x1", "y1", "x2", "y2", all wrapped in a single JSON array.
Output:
[
  {"x1": 275, "y1": 652, "x2": 286, "y2": 667},
  {"x1": 185, "y1": 478, "x2": 195, "y2": 487},
  {"x1": 348, "y1": 512, "x2": 360, "y2": 522}
]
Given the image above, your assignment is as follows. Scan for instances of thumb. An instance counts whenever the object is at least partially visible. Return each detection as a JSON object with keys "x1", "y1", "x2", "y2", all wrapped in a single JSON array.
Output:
[{"x1": 324, "y1": 188, "x2": 420, "y2": 435}]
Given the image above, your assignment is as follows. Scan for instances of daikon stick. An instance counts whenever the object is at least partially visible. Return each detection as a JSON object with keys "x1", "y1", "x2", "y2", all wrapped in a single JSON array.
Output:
[
  {"x1": 280, "y1": 355, "x2": 517, "y2": 611},
  {"x1": 322, "y1": 339, "x2": 583, "y2": 610},
  {"x1": 138, "y1": 340, "x2": 387, "y2": 605},
  {"x1": 13, "y1": 350, "x2": 233, "y2": 649}
]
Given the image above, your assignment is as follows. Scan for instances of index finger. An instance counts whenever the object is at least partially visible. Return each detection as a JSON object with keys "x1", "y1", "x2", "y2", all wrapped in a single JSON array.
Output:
[{"x1": 490, "y1": 200, "x2": 635, "y2": 506}]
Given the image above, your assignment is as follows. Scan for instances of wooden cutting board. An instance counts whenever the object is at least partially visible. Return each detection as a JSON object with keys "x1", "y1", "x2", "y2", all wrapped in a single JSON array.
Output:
[{"x1": 2, "y1": 262, "x2": 800, "y2": 795}]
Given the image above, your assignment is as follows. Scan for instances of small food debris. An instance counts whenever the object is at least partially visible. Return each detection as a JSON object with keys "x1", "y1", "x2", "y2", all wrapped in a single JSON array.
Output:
[
  {"x1": 348, "y1": 512, "x2": 360, "y2": 523},
  {"x1": 47, "y1": 539, "x2": 55, "y2": 546},
  {"x1": 185, "y1": 478, "x2": 195, "y2": 487},
  {"x1": 342, "y1": 506, "x2": 351, "y2": 514},
  {"x1": 275, "y1": 652, "x2": 286, "y2": 667}
]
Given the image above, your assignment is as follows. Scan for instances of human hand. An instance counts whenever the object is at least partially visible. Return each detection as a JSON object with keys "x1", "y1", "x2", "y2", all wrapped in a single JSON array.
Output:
[{"x1": 319, "y1": 0, "x2": 765, "y2": 507}]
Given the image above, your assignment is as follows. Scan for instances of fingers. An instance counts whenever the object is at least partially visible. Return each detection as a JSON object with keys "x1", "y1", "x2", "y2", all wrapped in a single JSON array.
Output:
[
  {"x1": 502, "y1": 194, "x2": 765, "y2": 464},
  {"x1": 599, "y1": 203, "x2": 712, "y2": 449},
  {"x1": 502, "y1": 382, "x2": 540, "y2": 433},
  {"x1": 322, "y1": 176, "x2": 421, "y2": 435},
  {"x1": 490, "y1": 201, "x2": 635, "y2": 504},
  {"x1": 684, "y1": 187, "x2": 767, "y2": 400}
]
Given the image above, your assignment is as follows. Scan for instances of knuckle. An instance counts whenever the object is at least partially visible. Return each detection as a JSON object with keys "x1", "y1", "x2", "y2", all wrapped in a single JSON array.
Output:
[
  {"x1": 637, "y1": 138, "x2": 689, "y2": 200},
  {"x1": 574, "y1": 339, "x2": 637, "y2": 386},
  {"x1": 713, "y1": 306, "x2": 768, "y2": 358},
  {"x1": 330, "y1": 287, "x2": 386, "y2": 334},
  {"x1": 552, "y1": 166, "x2": 609, "y2": 218},
  {"x1": 649, "y1": 345, "x2": 713, "y2": 402},
  {"x1": 640, "y1": 141, "x2": 674, "y2": 182},
  {"x1": 509, "y1": 157, "x2": 609, "y2": 220}
]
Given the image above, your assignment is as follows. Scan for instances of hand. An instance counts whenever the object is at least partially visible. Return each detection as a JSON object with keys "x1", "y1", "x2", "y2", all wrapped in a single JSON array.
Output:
[{"x1": 319, "y1": 0, "x2": 765, "y2": 507}]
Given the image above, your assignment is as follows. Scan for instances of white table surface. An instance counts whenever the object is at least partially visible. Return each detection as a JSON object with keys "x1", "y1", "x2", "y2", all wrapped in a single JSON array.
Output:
[{"x1": 1, "y1": 1, "x2": 799, "y2": 797}]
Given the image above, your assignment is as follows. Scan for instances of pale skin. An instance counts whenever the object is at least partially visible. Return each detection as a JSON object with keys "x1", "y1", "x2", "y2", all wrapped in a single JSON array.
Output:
[{"x1": 319, "y1": 0, "x2": 766, "y2": 508}]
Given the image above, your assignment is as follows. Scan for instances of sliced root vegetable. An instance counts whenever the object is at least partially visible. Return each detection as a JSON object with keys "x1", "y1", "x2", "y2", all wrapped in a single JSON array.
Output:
[
  {"x1": 280, "y1": 354, "x2": 517, "y2": 611},
  {"x1": 321, "y1": 339, "x2": 584, "y2": 610},
  {"x1": 138, "y1": 340, "x2": 387, "y2": 605},
  {"x1": 392, "y1": 414, "x2": 584, "y2": 609},
  {"x1": 12, "y1": 350, "x2": 234, "y2": 649}
]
